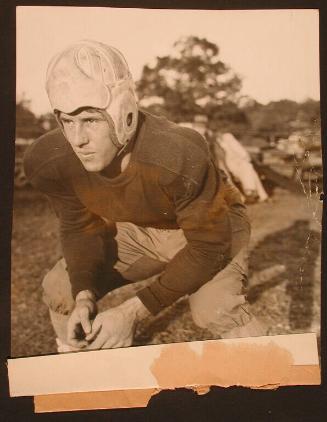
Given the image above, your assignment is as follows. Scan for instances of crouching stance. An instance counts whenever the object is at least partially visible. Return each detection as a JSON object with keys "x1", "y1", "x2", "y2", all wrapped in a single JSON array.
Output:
[{"x1": 24, "y1": 40, "x2": 264, "y2": 352}]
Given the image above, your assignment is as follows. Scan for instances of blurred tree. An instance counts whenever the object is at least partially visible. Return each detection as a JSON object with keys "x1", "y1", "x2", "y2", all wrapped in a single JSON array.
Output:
[
  {"x1": 16, "y1": 98, "x2": 44, "y2": 139},
  {"x1": 243, "y1": 99, "x2": 320, "y2": 142},
  {"x1": 39, "y1": 112, "x2": 58, "y2": 132},
  {"x1": 137, "y1": 36, "x2": 249, "y2": 134},
  {"x1": 245, "y1": 100, "x2": 298, "y2": 140},
  {"x1": 294, "y1": 99, "x2": 321, "y2": 129}
]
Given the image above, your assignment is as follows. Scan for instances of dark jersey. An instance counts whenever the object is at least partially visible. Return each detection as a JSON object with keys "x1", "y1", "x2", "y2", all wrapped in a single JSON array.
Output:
[{"x1": 24, "y1": 111, "x2": 244, "y2": 314}]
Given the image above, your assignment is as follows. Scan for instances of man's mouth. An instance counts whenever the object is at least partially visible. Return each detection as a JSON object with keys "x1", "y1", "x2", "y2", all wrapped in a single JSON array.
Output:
[{"x1": 78, "y1": 151, "x2": 95, "y2": 158}]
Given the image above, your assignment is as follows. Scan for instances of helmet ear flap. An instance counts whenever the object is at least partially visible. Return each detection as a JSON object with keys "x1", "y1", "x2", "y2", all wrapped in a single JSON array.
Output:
[
  {"x1": 107, "y1": 88, "x2": 138, "y2": 146},
  {"x1": 122, "y1": 91, "x2": 138, "y2": 137}
]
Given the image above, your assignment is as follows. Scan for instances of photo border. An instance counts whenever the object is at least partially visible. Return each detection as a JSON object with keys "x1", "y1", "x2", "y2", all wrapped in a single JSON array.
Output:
[{"x1": 1, "y1": 0, "x2": 326, "y2": 419}]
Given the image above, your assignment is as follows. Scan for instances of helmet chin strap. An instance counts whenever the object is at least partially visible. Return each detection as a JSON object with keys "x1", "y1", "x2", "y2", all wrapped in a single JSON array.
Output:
[
  {"x1": 98, "y1": 111, "x2": 122, "y2": 149},
  {"x1": 100, "y1": 110, "x2": 136, "y2": 156},
  {"x1": 117, "y1": 139, "x2": 131, "y2": 157}
]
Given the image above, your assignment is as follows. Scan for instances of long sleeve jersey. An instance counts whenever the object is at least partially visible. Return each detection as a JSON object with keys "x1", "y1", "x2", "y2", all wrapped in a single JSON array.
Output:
[{"x1": 24, "y1": 111, "x2": 244, "y2": 315}]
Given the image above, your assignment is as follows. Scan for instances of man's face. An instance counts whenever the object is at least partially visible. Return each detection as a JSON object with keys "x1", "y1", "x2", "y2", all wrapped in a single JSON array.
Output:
[{"x1": 60, "y1": 109, "x2": 119, "y2": 172}]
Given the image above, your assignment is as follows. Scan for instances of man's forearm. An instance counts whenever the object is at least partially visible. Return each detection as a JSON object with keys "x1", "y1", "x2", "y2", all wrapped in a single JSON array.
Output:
[
  {"x1": 136, "y1": 240, "x2": 230, "y2": 315},
  {"x1": 61, "y1": 224, "x2": 110, "y2": 300}
]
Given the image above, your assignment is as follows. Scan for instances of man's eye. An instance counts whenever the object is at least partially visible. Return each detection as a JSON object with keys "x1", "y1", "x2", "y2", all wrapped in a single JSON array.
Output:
[{"x1": 62, "y1": 120, "x2": 74, "y2": 126}]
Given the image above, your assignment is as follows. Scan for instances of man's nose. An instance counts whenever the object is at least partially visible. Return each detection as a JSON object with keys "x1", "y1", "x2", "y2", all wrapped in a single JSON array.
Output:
[{"x1": 72, "y1": 125, "x2": 89, "y2": 148}]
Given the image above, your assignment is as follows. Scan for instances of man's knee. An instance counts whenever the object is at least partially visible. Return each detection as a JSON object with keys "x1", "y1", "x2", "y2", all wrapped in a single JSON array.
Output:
[
  {"x1": 189, "y1": 286, "x2": 251, "y2": 332},
  {"x1": 42, "y1": 259, "x2": 75, "y2": 315},
  {"x1": 189, "y1": 254, "x2": 251, "y2": 332}
]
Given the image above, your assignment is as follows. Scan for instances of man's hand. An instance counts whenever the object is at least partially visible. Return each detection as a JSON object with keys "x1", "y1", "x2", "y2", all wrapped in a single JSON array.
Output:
[
  {"x1": 67, "y1": 290, "x2": 97, "y2": 348},
  {"x1": 86, "y1": 296, "x2": 151, "y2": 350}
]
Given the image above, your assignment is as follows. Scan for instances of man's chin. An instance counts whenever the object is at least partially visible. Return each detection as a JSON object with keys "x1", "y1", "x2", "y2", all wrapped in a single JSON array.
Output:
[{"x1": 80, "y1": 160, "x2": 104, "y2": 172}]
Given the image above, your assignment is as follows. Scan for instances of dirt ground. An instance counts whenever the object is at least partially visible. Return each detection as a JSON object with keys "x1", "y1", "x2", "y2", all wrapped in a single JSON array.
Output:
[{"x1": 11, "y1": 184, "x2": 322, "y2": 357}]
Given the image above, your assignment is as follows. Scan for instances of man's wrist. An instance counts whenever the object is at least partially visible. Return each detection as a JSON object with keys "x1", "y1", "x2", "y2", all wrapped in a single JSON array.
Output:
[
  {"x1": 121, "y1": 296, "x2": 151, "y2": 322},
  {"x1": 75, "y1": 289, "x2": 96, "y2": 303}
]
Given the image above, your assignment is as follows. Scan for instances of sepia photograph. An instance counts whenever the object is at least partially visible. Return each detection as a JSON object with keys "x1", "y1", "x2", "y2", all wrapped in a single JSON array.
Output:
[{"x1": 12, "y1": 6, "x2": 322, "y2": 361}]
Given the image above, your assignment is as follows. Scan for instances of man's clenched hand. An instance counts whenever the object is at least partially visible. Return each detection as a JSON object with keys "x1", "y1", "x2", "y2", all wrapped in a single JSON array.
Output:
[
  {"x1": 67, "y1": 290, "x2": 97, "y2": 348},
  {"x1": 86, "y1": 296, "x2": 151, "y2": 350}
]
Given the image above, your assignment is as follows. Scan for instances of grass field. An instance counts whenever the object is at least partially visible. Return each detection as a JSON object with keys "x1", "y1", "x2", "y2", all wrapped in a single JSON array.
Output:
[{"x1": 11, "y1": 185, "x2": 321, "y2": 357}]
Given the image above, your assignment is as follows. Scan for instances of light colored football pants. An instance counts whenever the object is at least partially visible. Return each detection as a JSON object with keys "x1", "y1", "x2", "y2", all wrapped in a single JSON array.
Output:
[{"x1": 42, "y1": 207, "x2": 265, "y2": 346}]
